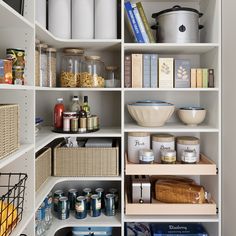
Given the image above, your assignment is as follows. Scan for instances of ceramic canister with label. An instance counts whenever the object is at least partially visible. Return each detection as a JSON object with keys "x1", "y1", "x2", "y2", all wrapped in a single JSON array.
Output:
[
  {"x1": 177, "y1": 136, "x2": 200, "y2": 162},
  {"x1": 128, "y1": 132, "x2": 150, "y2": 163},
  {"x1": 152, "y1": 134, "x2": 175, "y2": 163}
]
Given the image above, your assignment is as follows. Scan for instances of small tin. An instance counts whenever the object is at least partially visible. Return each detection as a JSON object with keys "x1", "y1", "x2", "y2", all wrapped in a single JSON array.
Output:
[
  {"x1": 79, "y1": 117, "x2": 87, "y2": 133},
  {"x1": 75, "y1": 196, "x2": 87, "y2": 219},
  {"x1": 108, "y1": 188, "x2": 119, "y2": 209},
  {"x1": 92, "y1": 115, "x2": 99, "y2": 130},
  {"x1": 58, "y1": 196, "x2": 69, "y2": 220},
  {"x1": 71, "y1": 118, "x2": 79, "y2": 132},
  {"x1": 181, "y1": 149, "x2": 197, "y2": 164},
  {"x1": 105, "y1": 193, "x2": 116, "y2": 216},
  {"x1": 161, "y1": 149, "x2": 176, "y2": 164},
  {"x1": 139, "y1": 149, "x2": 154, "y2": 164},
  {"x1": 83, "y1": 188, "x2": 92, "y2": 210},
  {"x1": 87, "y1": 117, "x2": 94, "y2": 131},
  {"x1": 6, "y1": 48, "x2": 25, "y2": 67},
  {"x1": 53, "y1": 190, "x2": 64, "y2": 212},
  {"x1": 95, "y1": 188, "x2": 105, "y2": 209},
  {"x1": 68, "y1": 189, "x2": 78, "y2": 210},
  {"x1": 90, "y1": 194, "x2": 101, "y2": 217},
  {"x1": 12, "y1": 66, "x2": 24, "y2": 85}
]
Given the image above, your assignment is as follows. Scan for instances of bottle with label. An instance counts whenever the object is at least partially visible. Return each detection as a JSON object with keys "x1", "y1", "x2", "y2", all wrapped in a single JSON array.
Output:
[
  {"x1": 36, "y1": 204, "x2": 46, "y2": 236},
  {"x1": 82, "y1": 96, "x2": 91, "y2": 117},
  {"x1": 44, "y1": 193, "x2": 53, "y2": 230},
  {"x1": 70, "y1": 96, "x2": 81, "y2": 113},
  {"x1": 54, "y1": 98, "x2": 65, "y2": 129},
  {"x1": 78, "y1": 106, "x2": 87, "y2": 133}
]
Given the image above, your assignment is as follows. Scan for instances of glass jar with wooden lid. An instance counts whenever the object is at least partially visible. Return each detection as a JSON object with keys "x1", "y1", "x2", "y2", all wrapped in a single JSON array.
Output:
[{"x1": 105, "y1": 66, "x2": 120, "y2": 88}]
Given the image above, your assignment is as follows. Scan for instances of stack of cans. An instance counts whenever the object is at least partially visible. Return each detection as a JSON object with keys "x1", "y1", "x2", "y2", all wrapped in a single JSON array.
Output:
[{"x1": 52, "y1": 187, "x2": 119, "y2": 220}]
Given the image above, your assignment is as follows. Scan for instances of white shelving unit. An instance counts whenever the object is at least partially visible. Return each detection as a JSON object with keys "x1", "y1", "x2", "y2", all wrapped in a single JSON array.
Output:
[{"x1": 0, "y1": 0, "x2": 222, "y2": 235}]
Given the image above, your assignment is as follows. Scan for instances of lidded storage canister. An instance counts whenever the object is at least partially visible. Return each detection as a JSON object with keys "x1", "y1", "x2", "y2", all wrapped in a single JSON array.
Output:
[
  {"x1": 60, "y1": 48, "x2": 84, "y2": 88},
  {"x1": 105, "y1": 66, "x2": 120, "y2": 88},
  {"x1": 38, "y1": 43, "x2": 48, "y2": 87},
  {"x1": 47, "y1": 47, "x2": 57, "y2": 87},
  {"x1": 128, "y1": 132, "x2": 150, "y2": 163},
  {"x1": 152, "y1": 134, "x2": 175, "y2": 163},
  {"x1": 35, "y1": 39, "x2": 40, "y2": 86},
  {"x1": 177, "y1": 136, "x2": 200, "y2": 162},
  {"x1": 80, "y1": 56, "x2": 105, "y2": 88}
]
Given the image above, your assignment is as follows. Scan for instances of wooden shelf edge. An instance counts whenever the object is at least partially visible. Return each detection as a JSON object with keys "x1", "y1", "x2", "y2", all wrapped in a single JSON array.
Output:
[{"x1": 125, "y1": 153, "x2": 217, "y2": 176}]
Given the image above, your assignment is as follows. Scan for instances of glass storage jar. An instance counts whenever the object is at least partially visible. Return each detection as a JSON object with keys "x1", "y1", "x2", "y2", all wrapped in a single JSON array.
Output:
[
  {"x1": 105, "y1": 66, "x2": 120, "y2": 88},
  {"x1": 38, "y1": 43, "x2": 48, "y2": 87},
  {"x1": 47, "y1": 47, "x2": 57, "y2": 87},
  {"x1": 60, "y1": 48, "x2": 84, "y2": 87},
  {"x1": 35, "y1": 39, "x2": 40, "y2": 86},
  {"x1": 80, "y1": 56, "x2": 105, "y2": 88}
]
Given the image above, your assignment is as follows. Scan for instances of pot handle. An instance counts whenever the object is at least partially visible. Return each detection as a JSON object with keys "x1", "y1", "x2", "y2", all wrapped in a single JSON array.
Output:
[
  {"x1": 199, "y1": 25, "x2": 204, "y2": 30},
  {"x1": 151, "y1": 24, "x2": 158, "y2": 30}
]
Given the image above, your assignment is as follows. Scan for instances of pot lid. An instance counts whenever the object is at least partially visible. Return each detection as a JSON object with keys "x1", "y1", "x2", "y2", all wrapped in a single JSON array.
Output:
[{"x1": 152, "y1": 5, "x2": 203, "y2": 18}]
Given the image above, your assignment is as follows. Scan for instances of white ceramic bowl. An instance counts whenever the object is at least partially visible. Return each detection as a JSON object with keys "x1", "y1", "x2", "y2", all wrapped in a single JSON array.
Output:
[
  {"x1": 127, "y1": 100, "x2": 175, "y2": 127},
  {"x1": 178, "y1": 107, "x2": 206, "y2": 126}
]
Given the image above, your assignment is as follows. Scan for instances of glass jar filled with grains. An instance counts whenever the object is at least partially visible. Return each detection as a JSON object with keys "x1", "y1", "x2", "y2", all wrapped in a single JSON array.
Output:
[
  {"x1": 80, "y1": 56, "x2": 105, "y2": 88},
  {"x1": 47, "y1": 47, "x2": 57, "y2": 87},
  {"x1": 60, "y1": 48, "x2": 84, "y2": 87},
  {"x1": 35, "y1": 39, "x2": 40, "y2": 86},
  {"x1": 38, "y1": 43, "x2": 48, "y2": 87}
]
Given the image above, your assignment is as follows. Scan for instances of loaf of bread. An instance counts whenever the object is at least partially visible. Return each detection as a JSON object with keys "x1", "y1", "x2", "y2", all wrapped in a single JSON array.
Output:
[
  {"x1": 0, "y1": 201, "x2": 17, "y2": 236},
  {"x1": 155, "y1": 179, "x2": 206, "y2": 204}
]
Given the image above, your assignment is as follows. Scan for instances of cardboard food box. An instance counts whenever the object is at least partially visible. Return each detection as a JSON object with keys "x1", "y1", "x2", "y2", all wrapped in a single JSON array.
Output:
[
  {"x1": 174, "y1": 59, "x2": 190, "y2": 88},
  {"x1": 0, "y1": 59, "x2": 12, "y2": 84},
  {"x1": 159, "y1": 58, "x2": 174, "y2": 88}
]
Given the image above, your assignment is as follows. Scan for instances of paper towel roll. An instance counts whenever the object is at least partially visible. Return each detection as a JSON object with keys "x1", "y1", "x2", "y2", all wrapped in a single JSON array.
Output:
[
  {"x1": 36, "y1": 0, "x2": 46, "y2": 28},
  {"x1": 95, "y1": 0, "x2": 117, "y2": 39},
  {"x1": 48, "y1": 0, "x2": 71, "y2": 39},
  {"x1": 72, "y1": 0, "x2": 94, "y2": 39}
]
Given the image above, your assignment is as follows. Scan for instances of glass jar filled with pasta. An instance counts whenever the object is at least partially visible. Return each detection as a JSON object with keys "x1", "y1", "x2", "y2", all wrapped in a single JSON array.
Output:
[
  {"x1": 60, "y1": 48, "x2": 84, "y2": 87},
  {"x1": 80, "y1": 56, "x2": 105, "y2": 88}
]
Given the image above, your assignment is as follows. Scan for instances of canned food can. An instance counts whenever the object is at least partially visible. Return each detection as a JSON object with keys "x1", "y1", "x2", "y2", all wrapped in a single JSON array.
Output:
[
  {"x1": 105, "y1": 193, "x2": 116, "y2": 216},
  {"x1": 109, "y1": 188, "x2": 119, "y2": 209},
  {"x1": 71, "y1": 118, "x2": 79, "y2": 132},
  {"x1": 87, "y1": 117, "x2": 94, "y2": 131},
  {"x1": 6, "y1": 48, "x2": 25, "y2": 67},
  {"x1": 83, "y1": 188, "x2": 92, "y2": 210},
  {"x1": 58, "y1": 196, "x2": 69, "y2": 220},
  {"x1": 75, "y1": 196, "x2": 87, "y2": 219},
  {"x1": 53, "y1": 190, "x2": 64, "y2": 212},
  {"x1": 92, "y1": 115, "x2": 99, "y2": 130},
  {"x1": 90, "y1": 194, "x2": 101, "y2": 217},
  {"x1": 12, "y1": 66, "x2": 24, "y2": 85},
  {"x1": 68, "y1": 189, "x2": 78, "y2": 210},
  {"x1": 95, "y1": 188, "x2": 105, "y2": 209}
]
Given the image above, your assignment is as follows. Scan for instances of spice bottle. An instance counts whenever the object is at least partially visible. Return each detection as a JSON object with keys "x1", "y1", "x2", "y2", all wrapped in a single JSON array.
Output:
[
  {"x1": 181, "y1": 149, "x2": 197, "y2": 164},
  {"x1": 70, "y1": 96, "x2": 81, "y2": 113},
  {"x1": 161, "y1": 149, "x2": 176, "y2": 164},
  {"x1": 47, "y1": 47, "x2": 57, "y2": 87},
  {"x1": 54, "y1": 98, "x2": 65, "y2": 129},
  {"x1": 139, "y1": 149, "x2": 154, "y2": 164}
]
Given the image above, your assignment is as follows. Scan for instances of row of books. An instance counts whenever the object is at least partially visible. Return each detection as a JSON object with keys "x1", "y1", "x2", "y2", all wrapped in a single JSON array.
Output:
[
  {"x1": 124, "y1": 1, "x2": 155, "y2": 43},
  {"x1": 124, "y1": 54, "x2": 215, "y2": 88}
]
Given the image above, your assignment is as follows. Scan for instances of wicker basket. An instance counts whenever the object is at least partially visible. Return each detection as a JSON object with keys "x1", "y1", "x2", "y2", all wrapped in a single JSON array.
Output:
[
  {"x1": 0, "y1": 104, "x2": 19, "y2": 160},
  {"x1": 53, "y1": 141, "x2": 119, "y2": 177},
  {"x1": 35, "y1": 148, "x2": 52, "y2": 191}
]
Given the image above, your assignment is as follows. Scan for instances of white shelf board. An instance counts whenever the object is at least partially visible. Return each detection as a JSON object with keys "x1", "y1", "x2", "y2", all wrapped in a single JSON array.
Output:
[
  {"x1": 0, "y1": 1, "x2": 34, "y2": 29},
  {"x1": 45, "y1": 213, "x2": 121, "y2": 235},
  {"x1": 10, "y1": 210, "x2": 34, "y2": 236},
  {"x1": 0, "y1": 144, "x2": 34, "y2": 169},
  {"x1": 124, "y1": 43, "x2": 219, "y2": 54},
  {"x1": 0, "y1": 84, "x2": 35, "y2": 90},
  {"x1": 124, "y1": 123, "x2": 219, "y2": 133},
  {"x1": 124, "y1": 88, "x2": 219, "y2": 92},
  {"x1": 124, "y1": 215, "x2": 220, "y2": 223},
  {"x1": 36, "y1": 22, "x2": 121, "y2": 50},
  {"x1": 36, "y1": 176, "x2": 122, "y2": 211},
  {"x1": 36, "y1": 126, "x2": 121, "y2": 152},
  {"x1": 35, "y1": 86, "x2": 122, "y2": 92}
]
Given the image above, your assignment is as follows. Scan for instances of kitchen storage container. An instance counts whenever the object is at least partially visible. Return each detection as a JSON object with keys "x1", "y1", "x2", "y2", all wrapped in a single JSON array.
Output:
[
  {"x1": 48, "y1": 0, "x2": 71, "y2": 39},
  {"x1": 95, "y1": 0, "x2": 117, "y2": 39},
  {"x1": 35, "y1": 148, "x2": 52, "y2": 191},
  {"x1": 53, "y1": 140, "x2": 119, "y2": 177},
  {"x1": 35, "y1": 39, "x2": 40, "y2": 86},
  {"x1": 36, "y1": 0, "x2": 46, "y2": 28},
  {"x1": 151, "y1": 5, "x2": 204, "y2": 43},
  {"x1": 0, "y1": 104, "x2": 19, "y2": 160},
  {"x1": 152, "y1": 134, "x2": 175, "y2": 163},
  {"x1": 47, "y1": 47, "x2": 57, "y2": 87},
  {"x1": 72, "y1": 0, "x2": 94, "y2": 39},
  {"x1": 128, "y1": 132, "x2": 150, "y2": 164},
  {"x1": 80, "y1": 56, "x2": 105, "y2": 88},
  {"x1": 177, "y1": 136, "x2": 200, "y2": 162},
  {"x1": 38, "y1": 43, "x2": 48, "y2": 87},
  {"x1": 0, "y1": 173, "x2": 27, "y2": 235},
  {"x1": 139, "y1": 149, "x2": 154, "y2": 164},
  {"x1": 105, "y1": 66, "x2": 120, "y2": 88},
  {"x1": 161, "y1": 149, "x2": 176, "y2": 164},
  {"x1": 60, "y1": 48, "x2": 84, "y2": 88}
]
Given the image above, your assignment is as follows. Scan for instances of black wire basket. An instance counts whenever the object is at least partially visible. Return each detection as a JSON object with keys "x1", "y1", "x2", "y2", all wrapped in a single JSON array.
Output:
[{"x1": 0, "y1": 173, "x2": 28, "y2": 236}]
